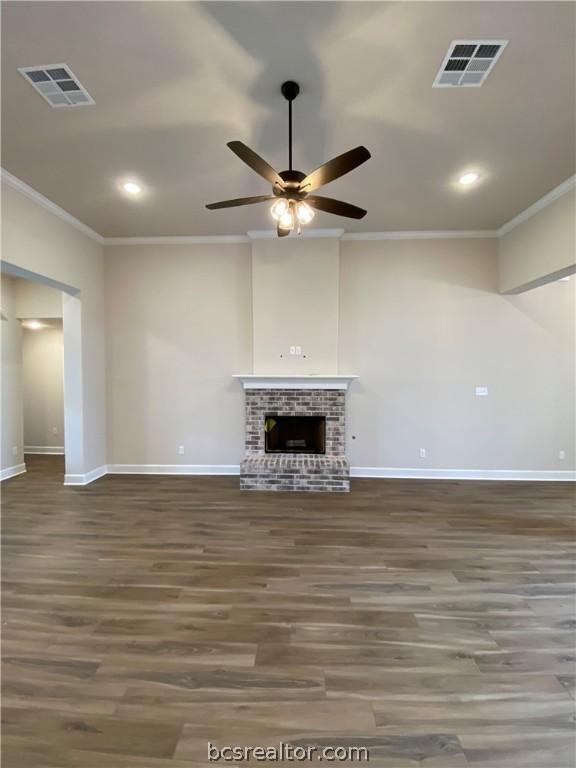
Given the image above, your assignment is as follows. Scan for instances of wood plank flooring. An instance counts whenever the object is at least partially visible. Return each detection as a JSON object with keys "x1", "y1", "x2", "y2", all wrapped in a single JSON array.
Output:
[{"x1": 2, "y1": 455, "x2": 575, "y2": 767}]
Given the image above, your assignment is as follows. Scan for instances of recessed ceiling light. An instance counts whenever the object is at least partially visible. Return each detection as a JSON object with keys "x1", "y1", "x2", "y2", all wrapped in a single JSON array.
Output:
[
  {"x1": 122, "y1": 181, "x2": 142, "y2": 196},
  {"x1": 23, "y1": 320, "x2": 44, "y2": 330},
  {"x1": 459, "y1": 172, "x2": 480, "y2": 186}
]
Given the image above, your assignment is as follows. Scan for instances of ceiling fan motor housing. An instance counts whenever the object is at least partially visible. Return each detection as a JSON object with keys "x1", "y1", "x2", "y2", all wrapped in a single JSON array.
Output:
[{"x1": 276, "y1": 170, "x2": 307, "y2": 199}]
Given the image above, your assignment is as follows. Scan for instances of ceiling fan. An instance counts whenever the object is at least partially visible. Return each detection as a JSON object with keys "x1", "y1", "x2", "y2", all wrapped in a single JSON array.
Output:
[{"x1": 206, "y1": 81, "x2": 371, "y2": 237}]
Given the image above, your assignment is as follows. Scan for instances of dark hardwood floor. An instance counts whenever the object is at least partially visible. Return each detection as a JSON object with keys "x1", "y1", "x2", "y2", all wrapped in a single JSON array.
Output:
[{"x1": 2, "y1": 455, "x2": 575, "y2": 767}]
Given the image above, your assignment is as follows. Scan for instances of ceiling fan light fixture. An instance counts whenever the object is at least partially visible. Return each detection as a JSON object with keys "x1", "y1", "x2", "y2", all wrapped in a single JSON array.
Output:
[
  {"x1": 206, "y1": 81, "x2": 370, "y2": 236},
  {"x1": 296, "y1": 201, "x2": 314, "y2": 225},
  {"x1": 279, "y1": 205, "x2": 295, "y2": 231},
  {"x1": 270, "y1": 198, "x2": 289, "y2": 221}
]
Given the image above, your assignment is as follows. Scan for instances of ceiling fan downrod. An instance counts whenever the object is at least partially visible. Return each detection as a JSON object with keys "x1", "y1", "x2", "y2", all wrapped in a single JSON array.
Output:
[{"x1": 281, "y1": 80, "x2": 300, "y2": 172}]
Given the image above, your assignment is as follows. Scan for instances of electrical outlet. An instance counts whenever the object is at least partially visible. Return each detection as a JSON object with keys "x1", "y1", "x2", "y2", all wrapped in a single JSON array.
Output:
[
  {"x1": 295, "y1": 345, "x2": 302, "y2": 355},
  {"x1": 178, "y1": 445, "x2": 185, "y2": 455},
  {"x1": 559, "y1": 450, "x2": 566, "y2": 461},
  {"x1": 419, "y1": 448, "x2": 426, "y2": 458},
  {"x1": 290, "y1": 346, "x2": 296, "y2": 355},
  {"x1": 52, "y1": 426, "x2": 58, "y2": 435}
]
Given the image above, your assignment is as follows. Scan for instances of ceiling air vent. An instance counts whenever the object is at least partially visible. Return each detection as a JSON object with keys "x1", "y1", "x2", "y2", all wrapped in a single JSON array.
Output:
[
  {"x1": 18, "y1": 64, "x2": 94, "y2": 107},
  {"x1": 433, "y1": 40, "x2": 508, "y2": 88}
]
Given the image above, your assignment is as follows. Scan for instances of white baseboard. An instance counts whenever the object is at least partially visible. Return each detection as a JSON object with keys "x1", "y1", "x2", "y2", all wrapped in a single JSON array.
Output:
[
  {"x1": 0, "y1": 463, "x2": 27, "y2": 481},
  {"x1": 97, "y1": 465, "x2": 575, "y2": 482},
  {"x1": 350, "y1": 466, "x2": 576, "y2": 481},
  {"x1": 24, "y1": 445, "x2": 65, "y2": 455},
  {"x1": 107, "y1": 464, "x2": 241, "y2": 476},
  {"x1": 64, "y1": 465, "x2": 108, "y2": 486},
  {"x1": 12, "y1": 460, "x2": 574, "y2": 485}
]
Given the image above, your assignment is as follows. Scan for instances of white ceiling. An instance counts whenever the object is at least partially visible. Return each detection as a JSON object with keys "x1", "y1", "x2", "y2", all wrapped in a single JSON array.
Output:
[{"x1": 2, "y1": 1, "x2": 574, "y2": 237}]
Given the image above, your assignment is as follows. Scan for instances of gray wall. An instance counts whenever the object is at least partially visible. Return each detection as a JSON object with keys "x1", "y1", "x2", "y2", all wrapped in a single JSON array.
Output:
[
  {"x1": 340, "y1": 239, "x2": 574, "y2": 472},
  {"x1": 104, "y1": 237, "x2": 574, "y2": 473},
  {"x1": 14, "y1": 278, "x2": 63, "y2": 319},
  {"x1": 499, "y1": 188, "x2": 575, "y2": 292},
  {"x1": 105, "y1": 244, "x2": 253, "y2": 466},
  {"x1": 252, "y1": 237, "x2": 340, "y2": 374}
]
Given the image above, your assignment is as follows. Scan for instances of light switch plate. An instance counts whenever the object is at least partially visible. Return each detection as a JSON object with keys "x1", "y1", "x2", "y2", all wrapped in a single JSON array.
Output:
[{"x1": 475, "y1": 386, "x2": 489, "y2": 397}]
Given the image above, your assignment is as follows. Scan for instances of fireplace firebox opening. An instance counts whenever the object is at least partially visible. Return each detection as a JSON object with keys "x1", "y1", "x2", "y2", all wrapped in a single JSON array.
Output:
[{"x1": 264, "y1": 415, "x2": 326, "y2": 454}]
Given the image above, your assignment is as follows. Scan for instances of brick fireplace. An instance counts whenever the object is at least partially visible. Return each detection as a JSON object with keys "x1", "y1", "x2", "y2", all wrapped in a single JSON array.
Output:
[
  {"x1": 235, "y1": 376, "x2": 356, "y2": 492},
  {"x1": 236, "y1": 236, "x2": 356, "y2": 492}
]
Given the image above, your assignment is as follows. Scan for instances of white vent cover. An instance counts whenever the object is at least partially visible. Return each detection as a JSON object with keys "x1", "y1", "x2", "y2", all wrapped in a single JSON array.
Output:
[
  {"x1": 433, "y1": 40, "x2": 508, "y2": 88},
  {"x1": 18, "y1": 64, "x2": 94, "y2": 107}
]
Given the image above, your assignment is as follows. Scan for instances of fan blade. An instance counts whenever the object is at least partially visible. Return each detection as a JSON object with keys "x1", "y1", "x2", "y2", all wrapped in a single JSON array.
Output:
[
  {"x1": 277, "y1": 223, "x2": 290, "y2": 238},
  {"x1": 306, "y1": 195, "x2": 367, "y2": 220},
  {"x1": 300, "y1": 146, "x2": 371, "y2": 192},
  {"x1": 227, "y1": 141, "x2": 283, "y2": 186},
  {"x1": 206, "y1": 195, "x2": 274, "y2": 210}
]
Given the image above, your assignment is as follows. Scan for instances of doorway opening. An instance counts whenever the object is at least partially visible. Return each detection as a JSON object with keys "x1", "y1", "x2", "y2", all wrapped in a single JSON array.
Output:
[
  {"x1": 22, "y1": 316, "x2": 65, "y2": 461},
  {"x1": 1, "y1": 263, "x2": 82, "y2": 484}
]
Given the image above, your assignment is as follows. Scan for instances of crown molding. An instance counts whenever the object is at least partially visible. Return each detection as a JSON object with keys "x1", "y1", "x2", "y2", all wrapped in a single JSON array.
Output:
[
  {"x1": 106, "y1": 229, "x2": 496, "y2": 244},
  {"x1": 3, "y1": 167, "x2": 572, "y2": 245},
  {"x1": 341, "y1": 230, "x2": 498, "y2": 241},
  {"x1": 104, "y1": 235, "x2": 250, "y2": 245},
  {"x1": 0, "y1": 168, "x2": 104, "y2": 244},
  {"x1": 498, "y1": 175, "x2": 576, "y2": 237},
  {"x1": 247, "y1": 228, "x2": 345, "y2": 240}
]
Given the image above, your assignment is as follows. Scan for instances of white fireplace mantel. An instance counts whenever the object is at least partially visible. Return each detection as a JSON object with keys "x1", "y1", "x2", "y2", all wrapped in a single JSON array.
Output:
[{"x1": 233, "y1": 374, "x2": 358, "y2": 391}]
